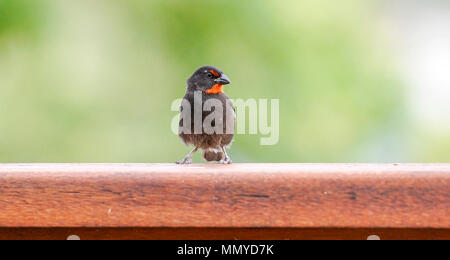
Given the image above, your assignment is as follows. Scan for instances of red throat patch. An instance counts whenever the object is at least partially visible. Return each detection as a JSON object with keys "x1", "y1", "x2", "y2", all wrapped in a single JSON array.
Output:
[{"x1": 205, "y1": 84, "x2": 224, "y2": 94}]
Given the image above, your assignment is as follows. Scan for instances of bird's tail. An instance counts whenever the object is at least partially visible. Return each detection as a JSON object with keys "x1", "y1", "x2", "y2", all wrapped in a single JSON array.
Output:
[{"x1": 203, "y1": 148, "x2": 224, "y2": 162}]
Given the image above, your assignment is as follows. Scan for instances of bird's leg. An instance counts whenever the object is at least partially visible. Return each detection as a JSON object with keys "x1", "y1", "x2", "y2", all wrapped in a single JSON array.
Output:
[
  {"x1": 219, "y1": 146, "x2": 232, "y2": 164},
  {"x1": 176, "y1": 147, "x2": 199, "y2": 164}
]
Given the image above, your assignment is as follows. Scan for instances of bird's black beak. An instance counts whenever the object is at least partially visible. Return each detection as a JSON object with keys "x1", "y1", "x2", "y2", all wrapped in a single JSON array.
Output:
[{"x1": 214, "y1": 74, "x2": 231, "y2": 85}]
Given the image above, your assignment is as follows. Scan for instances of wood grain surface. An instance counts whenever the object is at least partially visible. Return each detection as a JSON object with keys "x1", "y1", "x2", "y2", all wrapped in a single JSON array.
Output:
[
  {"x1": 0, "y1": 163, "x2": 449, "y2": 228},
  {"x1": 1, "y1": 228, "x2": 449, "y2": 240}
]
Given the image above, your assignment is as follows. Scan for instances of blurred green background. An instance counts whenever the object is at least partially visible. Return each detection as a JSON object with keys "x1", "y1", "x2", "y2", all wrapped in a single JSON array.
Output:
[{"x1": 0, "y1": 0, "x2": 449, "y2": 163}]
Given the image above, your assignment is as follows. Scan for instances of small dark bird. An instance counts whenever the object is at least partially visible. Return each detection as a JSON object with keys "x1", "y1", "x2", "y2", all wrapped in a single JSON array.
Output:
[{"x1": 177, "y1": 65, "x2": 235, "y2": 164}]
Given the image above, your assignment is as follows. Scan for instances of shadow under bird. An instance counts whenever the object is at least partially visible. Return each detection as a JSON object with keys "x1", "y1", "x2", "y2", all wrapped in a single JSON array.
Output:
[{"x1": 177, "y1": 65, "x2": 235, "y2": 164}]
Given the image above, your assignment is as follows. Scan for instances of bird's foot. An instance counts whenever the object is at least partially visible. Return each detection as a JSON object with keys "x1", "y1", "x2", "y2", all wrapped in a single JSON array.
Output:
[
  {"x1": 219, "y1": 156, "x2": 232, "y2": 164},
  {"x1": 176, "y1": 157, "x2": 192, "y2": 165}
]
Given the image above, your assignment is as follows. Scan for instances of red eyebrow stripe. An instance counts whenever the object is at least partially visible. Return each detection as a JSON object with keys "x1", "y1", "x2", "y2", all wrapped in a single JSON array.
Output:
[{"x1": 209, "y1": 70, "x2": 220, "y2": 77}]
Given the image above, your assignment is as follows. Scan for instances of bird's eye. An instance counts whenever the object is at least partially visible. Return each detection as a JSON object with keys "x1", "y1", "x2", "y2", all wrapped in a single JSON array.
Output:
[{"x1": 207, "y1": 70, "x2": 220, "y2": 79}]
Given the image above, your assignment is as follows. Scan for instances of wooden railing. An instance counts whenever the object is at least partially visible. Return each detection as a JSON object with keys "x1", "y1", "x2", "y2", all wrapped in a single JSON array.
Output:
[{"x1": 0, "y1": 163, "x2": 448, "y2": 240}]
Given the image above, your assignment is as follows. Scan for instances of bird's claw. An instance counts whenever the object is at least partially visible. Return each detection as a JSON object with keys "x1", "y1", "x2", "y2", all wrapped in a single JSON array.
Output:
[
  {"x1": 176, "y1": 157, "x2": 192, "y2": 165},
  {"x1": 219, "y1": 156, "x2": 232, "y2": 164}
]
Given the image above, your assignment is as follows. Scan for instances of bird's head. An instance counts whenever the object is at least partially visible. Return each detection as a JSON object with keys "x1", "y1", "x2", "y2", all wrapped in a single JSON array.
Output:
[{"x1": 187, "y1": 65, "x2": 231, "y2": 94}]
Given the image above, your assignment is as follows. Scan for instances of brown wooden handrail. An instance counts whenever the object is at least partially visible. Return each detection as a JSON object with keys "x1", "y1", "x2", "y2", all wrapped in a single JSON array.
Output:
[{"x1": 0, "y1": 163, "x2": 449, "y2": 239}]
